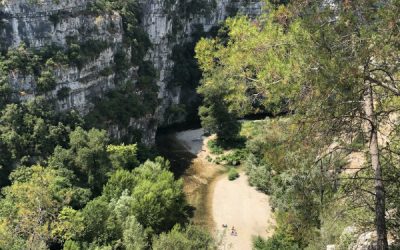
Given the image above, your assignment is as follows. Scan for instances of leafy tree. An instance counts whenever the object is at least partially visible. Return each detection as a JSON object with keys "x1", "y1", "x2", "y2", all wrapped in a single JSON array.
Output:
[
  {"x1": 79, "y1": 197, "x2": 112, "y2": 245},
  {"x1": 72, "y1": 158, "x2": 188, "y2": 247},
  {"x1": 0, "y1": 98, "x2": 82, "y2": 186},
  {"x1": 198, "y1": 90, "x2": 241, "y2": 144},
  {"x1": 102, "y1": 169, "x2": 137, "y2": 201},
  {"x1": 195, "y1": 1, "x2": 400, "y2": 248},
  {"x1": 53, "y1": 207, "x2": 85, "y2": 242},
  {"x1": 122, "y1": 216, "x2": 148, "y2": 250},
  {"x1": 49, "y1": 127, "x2": 111, "y2": 195},
  {"x1": 253, "y1": 232, "x2": 299, "y2": 250},
  {"x1": 0, "y1": 166, "x2": 89, "y2": 249},
  {"x1": 290, "y1": 1, "x2": 400, "y2": 247},
  {"x1": 130, "y1": 157, "x2": 188, "y2": 233},
  {"x1": 152, "y1": 224, "x2": 216, "y2": 250},
  {"x1": 5, "y1": 43, "x2": 39, "y2": 75},
  {"x1": 37, "y1": 69, "x2": 57, "y2": 93},
  {"x1": 0, "y1": 57, "x2": 12, "y2": 109},
  {"x1": 106, "y1": 144, "x2": 139, "y2": 170}
]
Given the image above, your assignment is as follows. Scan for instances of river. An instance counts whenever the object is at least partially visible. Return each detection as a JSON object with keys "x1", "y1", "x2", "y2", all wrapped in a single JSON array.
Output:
[{"x1": 156, "y1": 128, "x2": 224, "y2": 229}]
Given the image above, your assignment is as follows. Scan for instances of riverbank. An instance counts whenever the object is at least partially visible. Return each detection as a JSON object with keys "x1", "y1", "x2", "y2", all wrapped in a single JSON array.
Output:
[
  {"x1": 175, "y1": 129, "x2": 225, "y2": 228},
  {"x1": 171, "y1": 128, "x2": 275, "y2": 249}
]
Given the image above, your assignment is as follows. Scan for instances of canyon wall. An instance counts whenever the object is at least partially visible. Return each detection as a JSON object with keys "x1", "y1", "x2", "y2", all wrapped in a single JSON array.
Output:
[{"x1": 0, "y1": 0, "x2": 262, "y2": 144}]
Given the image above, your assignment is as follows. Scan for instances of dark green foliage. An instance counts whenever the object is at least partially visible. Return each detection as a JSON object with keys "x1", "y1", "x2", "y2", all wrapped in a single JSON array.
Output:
[
  {"x1": 37, "y1": 70, "x2": 57, "y2": 93},
  {"x1": 165, "y1": 104, "x2": 187, "y2": 124},
  {"x1": 152, "y1": 224, "x2": 216, "y2": 250},
  {"x1": 66, "y1": 37, "x2": 109, "y2": 69},
  {"x1": 57, "y1": 87, "x2": 71, "y2": 100},
  {"x1": 48, "y1": 127, "x2": 111, "y2": 195},
  {"x1": 107, "y1": 144, "x2": 139, "y2": 170},
  {"x1": 0, "y1": 98, "x2": 82, "y2": 185},
  {"x1": 137, "y1": 61, "x2": 157, "y2": 91},
  {"x1": 1, "y1": 44, "x2": 68, "y2": 94},
  {"x1": 85, "y1": 81, "x2": 157, "y2": 128},
  {"x1": 170, "y1": 36, "x2": 202, "y2": 88},
  {"x1": 73, "y1": 158, "x2": 188, "y2": 248},
  {"x1": 86, "y1": 59, "x2": 158, "y2": 133},
  {"x1": 0, "y1": 58, "x2": 12, "y2": 109},
  {"x1": 129, "y1": 27, "x2": 152, "y2": 65},
  {"x1": 199, "y1": 94, "x2": 241, "y2": 144},
  {"x1": 168, "y1": 24, "x2": 221, "y2": 123},
  {"x1": 114, "y1": 49, "x2": 131, "y2": 79},
  {"x1": 102, "y1": 169, "x2": 136, "y2": 201},
  {"x1": 48, "y1": 13, "x2": 61, "y2": 26},
  {"x1": 5, "y1": 43, "x2": 40, "y2": 75}
]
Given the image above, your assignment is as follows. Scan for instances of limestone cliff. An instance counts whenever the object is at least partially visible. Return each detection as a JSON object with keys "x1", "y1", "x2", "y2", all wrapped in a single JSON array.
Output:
[
  {"x1": 0, "y1": 0, "x2": 135, "y2": 111},
  {"x1": 0, "y1": 0, "x2": 262, "y2": 144},
  {"x1": 141, "y1": 0, "x2": 262, "y2": 126}
]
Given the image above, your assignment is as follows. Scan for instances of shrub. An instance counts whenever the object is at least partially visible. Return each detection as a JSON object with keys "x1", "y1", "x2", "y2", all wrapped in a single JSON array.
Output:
[
  {"x1": 57, "y1": 87, "x2": 70, "y2": 100},
  {"x1": 253, "y1": 234, "x2": 300, "y2": 250},
  {"x1": 207, "y1": 139, "x2": 223, "y2": 155},
  {"x1": 218, "y1": 149, "x2": 247, "y2": 166},
  {"x1": 37, "y1": 70, "x2": 57, "y2": 93},
  {"x1": 228, "y1": 168, "x2": 239, "y2": 181}
]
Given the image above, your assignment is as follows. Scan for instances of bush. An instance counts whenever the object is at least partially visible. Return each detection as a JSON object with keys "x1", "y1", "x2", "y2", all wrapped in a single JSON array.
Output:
[
  {"x1": 37, "y1": 70, "x2": 57, "y2": 93},
  {"x1": 228, "y1": 168, "x2": 239, "y2": 181},
  {"x1": 246, "y1": 154, "x2": 273, "y2": 194},
  {"x1": 207, "y1": 139, "x2": 223, "y2": 155},
  {"x1": 217, "y1": 149, "x2": 247, "y2": 166},
  {"x1": 57, "y1": 87, "x2": 70, "y2": 100},
  {"x1": 253, "y1": 234, "x2": 300, "y2": 250}
]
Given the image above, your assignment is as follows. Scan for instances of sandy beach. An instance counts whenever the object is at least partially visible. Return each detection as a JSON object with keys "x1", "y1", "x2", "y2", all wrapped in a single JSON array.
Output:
[
  {"x1": 212, "y1": 174, "x2": 275, "y2": 250},
  {"x1": 174, "y1": 129, "x2": 275, "y2": 249}
]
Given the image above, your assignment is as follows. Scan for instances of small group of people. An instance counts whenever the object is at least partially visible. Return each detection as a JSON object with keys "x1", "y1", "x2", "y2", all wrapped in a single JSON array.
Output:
[{"x1": 222, "y1": 224, "x2": 238, "y2": 236}]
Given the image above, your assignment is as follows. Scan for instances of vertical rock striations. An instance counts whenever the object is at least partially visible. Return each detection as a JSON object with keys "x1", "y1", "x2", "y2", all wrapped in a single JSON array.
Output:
[
  {"x1": 0, "y1": 0, "x2": 262, "y2": 144},
  {"x1": 0, "y1": 0, "x2": 132, "y2": 112},
  {"x1": 140, "y1": 0, "x2": 263, "y2": 126}
]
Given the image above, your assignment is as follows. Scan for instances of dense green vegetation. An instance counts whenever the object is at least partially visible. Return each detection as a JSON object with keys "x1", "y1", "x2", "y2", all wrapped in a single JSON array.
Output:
[
  {"x1": 0, "y1": 96, "x2": 213, "y2": 249},
  {"x1": 196, "y1": 0, "x2": 400, "y2": 249},
  {"x1": 0, "y1": 0, "x2": 215, "y2": 249}
]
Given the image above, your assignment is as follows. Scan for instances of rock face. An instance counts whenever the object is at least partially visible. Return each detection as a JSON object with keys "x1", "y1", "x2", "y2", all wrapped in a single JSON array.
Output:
[
  {"x1": 0, "y1": 0, "x2": 129, "y2": 113},
  {"x1": 0, "y1": 0, "x2": 262, "y2": 144},
  {"x1": 141, "y1": 0, "x2": 263, "y2": 126},
  {"x1": 351, "y1": 232, "x2": 378, "y2": 250}
]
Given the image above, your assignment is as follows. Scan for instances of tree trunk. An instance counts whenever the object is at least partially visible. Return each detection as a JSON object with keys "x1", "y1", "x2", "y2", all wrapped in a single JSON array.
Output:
[{"x1": 363, "y1": 82, "x2": 388, "y2": 250}]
